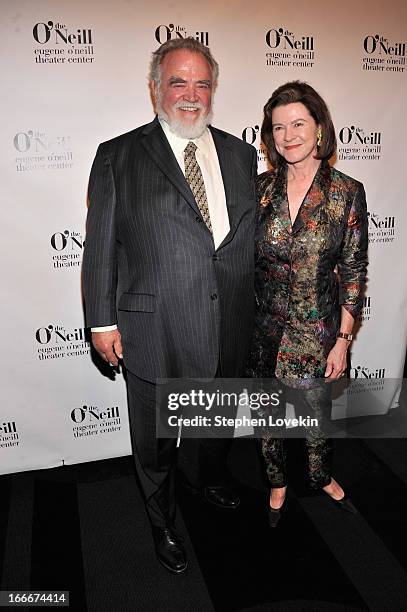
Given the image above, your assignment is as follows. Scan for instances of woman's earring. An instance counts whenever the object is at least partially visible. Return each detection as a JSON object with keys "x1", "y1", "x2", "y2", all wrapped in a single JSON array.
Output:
[{"x1": 317, "y1": 129, "x2": 322, "y2": 147}]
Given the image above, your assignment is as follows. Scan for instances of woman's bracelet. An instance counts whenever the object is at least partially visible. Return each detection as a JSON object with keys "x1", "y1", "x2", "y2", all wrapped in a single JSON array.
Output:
[{"x1": 336, "y1": 332, "x2": 353, "y2": 341}]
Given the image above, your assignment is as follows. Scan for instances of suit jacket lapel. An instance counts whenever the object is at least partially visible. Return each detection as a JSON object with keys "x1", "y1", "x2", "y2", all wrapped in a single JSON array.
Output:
[
  {"x1": 210, "y1": 126, "x2": 251, "y2": 248},
  {"x1": 210, "y1": 127, "x2": 235, "y2": 217},
  {"x1": 265, "y1": 167, "x2": 292, "y2": 236},
  {"x1": 292, "y1": 161, "x2": 332, "y2": 234},
  {"x1": 141, "y1": 118, "x2": 202, "y2": 218}
]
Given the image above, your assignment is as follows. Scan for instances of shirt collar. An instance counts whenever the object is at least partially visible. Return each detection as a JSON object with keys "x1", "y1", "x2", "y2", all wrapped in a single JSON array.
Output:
[{"x1": 158, "y1": 117, "x2": 212, "y2": 158}]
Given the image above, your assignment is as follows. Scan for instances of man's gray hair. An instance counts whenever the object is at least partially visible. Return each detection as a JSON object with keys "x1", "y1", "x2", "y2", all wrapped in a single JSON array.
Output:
[{"x1": 149, "y1": 37, "x2": 219, "y2": 87}]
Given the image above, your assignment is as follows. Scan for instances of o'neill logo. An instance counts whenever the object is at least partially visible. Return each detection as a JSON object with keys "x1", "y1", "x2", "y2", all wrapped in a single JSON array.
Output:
[
  {"x1": 367, "y1": 211, "x2": 396, "y2": 245},
  {"x1": 35, "y1": 324, "x2": 90, "y2": 361},
  {"x1": 338, "y1": 125, "x2": 382, "y2": 161},
  {"x1": 0, "y1": 421, "x2": 19, "y2": 450},
  {"x1": 350, "y1": 365, "x2": 385, "y2": 379},
  {"x1": 349, "y1": 364, "x2": 386, "y2": 396},
  {"x1": 50, "y1": 230, "x2": 83, "y2": 269},
  {"x1": 155, "y1": 24, "x2": 209, "y2": 46},
  {"x1": 14, "y1": 130, "x2": 73, "y2": 172},
  {"x1": 70, "y1": 405, "x2": 122, "y2": 438},
  {"x1": 32, "y1": 21, "x2": 94, "y2": 65},
  {"x1": 265, "y1": 27, "x2": 315, "y2": 68},
  {"x1": 362, "y1": 34, "x2": 406, "y2": 73},
  {"x1": 241, "y1": 125, "x2": 267, "y2": 164}
]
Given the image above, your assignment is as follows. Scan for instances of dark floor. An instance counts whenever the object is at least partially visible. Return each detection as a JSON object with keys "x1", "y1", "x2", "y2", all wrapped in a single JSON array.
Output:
[{"x1": 1, "y1": 428, "x2": 407, "y2": 611}]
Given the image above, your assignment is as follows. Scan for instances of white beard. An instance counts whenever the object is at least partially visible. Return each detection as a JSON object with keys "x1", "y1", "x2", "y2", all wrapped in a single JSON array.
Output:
[{"x1": 156, "y1": 98, "x2": 213, "y2": 140}]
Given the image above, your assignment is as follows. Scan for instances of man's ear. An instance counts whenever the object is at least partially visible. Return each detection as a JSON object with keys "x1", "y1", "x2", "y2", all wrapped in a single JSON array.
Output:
[{"x1": 149, "y1": 80, "x2": 157, "y2": 113}]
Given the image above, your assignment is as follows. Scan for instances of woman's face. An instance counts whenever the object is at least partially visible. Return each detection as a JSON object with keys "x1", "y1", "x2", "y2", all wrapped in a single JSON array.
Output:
[{"x1": 271, "y1": 102, "x2": 320, "y2": 166}]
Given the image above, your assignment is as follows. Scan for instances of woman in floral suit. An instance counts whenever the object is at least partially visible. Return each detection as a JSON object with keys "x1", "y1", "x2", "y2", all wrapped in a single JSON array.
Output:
[{"x1": 248, "y1": 81, "x2": 368, "y2": 526}]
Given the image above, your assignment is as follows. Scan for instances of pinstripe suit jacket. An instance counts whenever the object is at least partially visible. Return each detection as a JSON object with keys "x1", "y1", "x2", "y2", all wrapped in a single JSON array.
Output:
[{"x1": 82, "y1": 117, "x2": 257, "y2": 382}]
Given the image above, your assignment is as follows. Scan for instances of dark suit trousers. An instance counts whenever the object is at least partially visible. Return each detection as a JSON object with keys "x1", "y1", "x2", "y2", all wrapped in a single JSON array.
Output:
[
  {"x1": 126, "y1": 369, "x2": 233, "y2": 528},
  {"x1": 126, "y1": 371, "x2": 176, "y2": 528}
]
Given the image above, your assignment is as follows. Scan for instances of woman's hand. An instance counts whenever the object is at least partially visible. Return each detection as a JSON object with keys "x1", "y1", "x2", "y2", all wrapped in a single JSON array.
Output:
[{"x1": 324, "y1": 339, "x2": 349, "y2": 380}]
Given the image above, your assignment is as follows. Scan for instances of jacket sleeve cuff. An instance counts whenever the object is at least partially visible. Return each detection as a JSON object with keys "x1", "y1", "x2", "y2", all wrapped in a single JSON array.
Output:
[{"x1": 341, "y1": 302, "x2": 361, "y2": 320}]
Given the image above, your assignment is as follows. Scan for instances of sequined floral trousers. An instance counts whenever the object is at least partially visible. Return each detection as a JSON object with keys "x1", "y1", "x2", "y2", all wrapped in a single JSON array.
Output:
[{"x1": 260, "y1": 382, "x2": 333, "y2": 489}]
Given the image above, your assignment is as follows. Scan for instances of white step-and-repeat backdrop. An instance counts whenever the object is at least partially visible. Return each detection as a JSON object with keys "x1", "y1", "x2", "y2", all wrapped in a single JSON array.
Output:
[{"x1": 1, "y1": 0, "x2": 406, "y2": 474}]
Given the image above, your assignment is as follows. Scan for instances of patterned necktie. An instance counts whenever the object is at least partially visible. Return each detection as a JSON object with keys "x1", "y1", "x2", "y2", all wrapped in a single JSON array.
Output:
[{"x1": 183, "y1": 141, "x2": 212, "y2": 232}]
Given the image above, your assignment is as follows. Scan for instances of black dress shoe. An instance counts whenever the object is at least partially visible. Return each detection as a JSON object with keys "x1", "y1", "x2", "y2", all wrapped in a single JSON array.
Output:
[
  {"x1": 152, "y1": 527, "x2": 187, "y2": 574},
  {"x1": 203, "y1": 486, "x2": 240, "y2": 509},
  {"x1": 331, "y1": 495, "x2": 358, "y2": 514}
]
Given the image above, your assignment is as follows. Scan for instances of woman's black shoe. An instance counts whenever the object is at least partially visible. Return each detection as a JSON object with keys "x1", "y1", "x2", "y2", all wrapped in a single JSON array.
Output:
[
  {"x1": 268, "y1": 494, "x2": 286, "y2": 527},
  {"x1": 268, "y1": 506, "x2": 282, "y2": 527},
  {"x1": 331, "y1": 495, "x2": 358, "y2": 514},
  {"x1": 268, "y1": 488, "x2": 286, "y2": 527}
]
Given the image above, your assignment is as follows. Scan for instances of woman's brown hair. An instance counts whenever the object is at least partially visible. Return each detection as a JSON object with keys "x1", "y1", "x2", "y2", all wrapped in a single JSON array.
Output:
[{"x1": 261, "y1": 80, "x2": 337, "y2": 168}]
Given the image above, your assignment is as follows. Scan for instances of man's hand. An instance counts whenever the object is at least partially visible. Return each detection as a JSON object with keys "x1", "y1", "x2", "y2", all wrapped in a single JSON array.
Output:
[{"x1": 91, "y1": 329, "x2": 123, "y2": 366}]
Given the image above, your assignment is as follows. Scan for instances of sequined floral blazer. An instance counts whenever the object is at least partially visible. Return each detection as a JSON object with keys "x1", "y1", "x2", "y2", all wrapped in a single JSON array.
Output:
[{"x1": 248, "y1": 161, "x2": 368, "y2": 381}]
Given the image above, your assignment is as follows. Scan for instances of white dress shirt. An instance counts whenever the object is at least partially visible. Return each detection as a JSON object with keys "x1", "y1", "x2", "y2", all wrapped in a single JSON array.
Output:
[{"x1": 92, "y1": 118, "x2": 229, "y2": 332}]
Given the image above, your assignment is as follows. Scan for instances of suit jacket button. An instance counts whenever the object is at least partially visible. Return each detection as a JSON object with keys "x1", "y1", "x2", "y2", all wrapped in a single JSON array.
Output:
[
  {"x1": 210, "y1": 293, "x2": 218, "y2": 300},
  {"x1": 212, "y1": 254, "x2": 219, "y2": 261}
]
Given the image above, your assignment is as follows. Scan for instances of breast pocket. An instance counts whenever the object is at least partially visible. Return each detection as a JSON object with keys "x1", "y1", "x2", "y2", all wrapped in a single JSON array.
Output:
[{"x1": 118, "y1": 292, "x2": 155, "y2": 312}]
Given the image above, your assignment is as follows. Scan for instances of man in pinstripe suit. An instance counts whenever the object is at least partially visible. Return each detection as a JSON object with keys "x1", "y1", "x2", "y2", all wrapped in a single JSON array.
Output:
[{"x1": 82, "y1": 37, "x2": 257, "y2": 573}]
